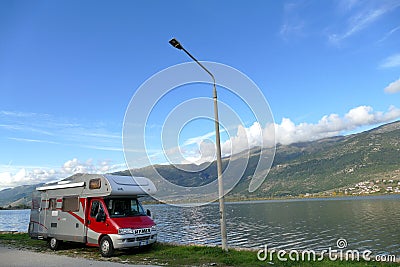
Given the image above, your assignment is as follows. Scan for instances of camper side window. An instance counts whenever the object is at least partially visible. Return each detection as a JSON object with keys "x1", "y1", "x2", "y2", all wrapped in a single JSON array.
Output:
[
  {"x1": 49, "y1": 198, "x2": 57, "y2": 210},
  {"x1": 89, "y1": 178, "x2": 101, "y2": 189},
  {"x1": 90, "y1": 201, "x2": 99, "y2": 217},
  {"x1": 62, "y1": 196, "x2": 79, "y2": 212},
  {"x1": 90, "y1": 201, "x2": 104, "y2": 218}
]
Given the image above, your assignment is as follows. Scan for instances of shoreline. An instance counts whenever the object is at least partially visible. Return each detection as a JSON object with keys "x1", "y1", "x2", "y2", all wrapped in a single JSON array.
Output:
[{"x1": 142, "y1": 192, "x2": 400, "y2": 205}]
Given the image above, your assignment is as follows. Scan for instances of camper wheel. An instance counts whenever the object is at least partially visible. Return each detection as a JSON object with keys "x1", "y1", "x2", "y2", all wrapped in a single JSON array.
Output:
[
  {"x1": 99, "y1": 236, "x2": 114, "y2": 257},
  {"x1": 49, "y1": 237, "x2": 61, "y2": 250}
]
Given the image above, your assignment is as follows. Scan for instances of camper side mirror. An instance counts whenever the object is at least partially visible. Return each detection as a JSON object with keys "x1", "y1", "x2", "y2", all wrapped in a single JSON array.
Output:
[
  {"x1": 96, "y1": 210, "x2": 106, "y2": 222},
  {"x1": 146, "y1": 209, "x2": 151, "y2": 217}
]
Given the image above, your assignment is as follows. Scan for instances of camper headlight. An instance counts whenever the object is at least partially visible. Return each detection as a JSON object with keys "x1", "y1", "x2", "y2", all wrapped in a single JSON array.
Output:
[
  {"x1": 118, "y1": 228, "x2": 133, "y2": 235},
  {"x1": 151, "y1": 225, "x2": 157, "y2": 232}
]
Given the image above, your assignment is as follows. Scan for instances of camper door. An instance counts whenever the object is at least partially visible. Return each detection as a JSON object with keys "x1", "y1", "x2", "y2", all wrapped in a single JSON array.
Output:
[{"x1": 58, "y1": 196, "x2": 86, "y2": 242}]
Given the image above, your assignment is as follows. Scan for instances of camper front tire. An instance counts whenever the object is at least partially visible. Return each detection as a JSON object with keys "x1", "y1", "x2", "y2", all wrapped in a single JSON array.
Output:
[
  {"x1": 49, "y1": 237, "x2": 61, "y2": 250},
  {"x1": 100, "y1": 236, "x2": 114, "y2": 257}
]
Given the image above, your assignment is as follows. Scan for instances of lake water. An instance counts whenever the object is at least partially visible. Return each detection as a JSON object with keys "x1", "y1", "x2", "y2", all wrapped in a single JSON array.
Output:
[
  {"x1": 0, "y1": 209, "x2": 30, "y2": 232},
  {"x1": 147, "y1": 195, "x2": 400, "y2": 256},
  {"x1": 1, "y1": 195, "x2": 399, "y2": 256}
]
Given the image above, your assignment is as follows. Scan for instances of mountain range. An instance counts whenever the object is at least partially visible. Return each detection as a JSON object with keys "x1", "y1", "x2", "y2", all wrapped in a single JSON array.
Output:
[{"x1": 1, "y1": 120, "x2": 399, "y2": 207}]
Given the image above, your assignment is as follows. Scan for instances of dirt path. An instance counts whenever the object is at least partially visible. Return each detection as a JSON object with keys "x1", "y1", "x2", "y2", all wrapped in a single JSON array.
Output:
[{"x1": 0, "y1": 245, "x2": 160, "y2": 267}]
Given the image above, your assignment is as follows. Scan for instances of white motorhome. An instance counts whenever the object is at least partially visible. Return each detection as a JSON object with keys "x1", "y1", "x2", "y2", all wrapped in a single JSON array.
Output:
[{"x1": 28, "y1": 173, "x2": 157, "y2": 257}]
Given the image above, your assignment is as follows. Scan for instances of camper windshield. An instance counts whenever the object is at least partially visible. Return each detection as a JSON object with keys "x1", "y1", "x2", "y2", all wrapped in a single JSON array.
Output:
[{"x1": 105, "y1": 198, "x2": 146, "y2": 218}]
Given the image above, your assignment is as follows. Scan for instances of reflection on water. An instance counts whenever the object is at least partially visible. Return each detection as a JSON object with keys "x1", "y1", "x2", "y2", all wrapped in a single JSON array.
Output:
[
  {"x1": 1, "y1": 196, "x2": 399, "y2": 255},
  {"x1": 0, "y1": 209, "x2": 30, "y2": 232},
  {"x1": 146, "y1": 195, "x2": 400, "y2": 255}
]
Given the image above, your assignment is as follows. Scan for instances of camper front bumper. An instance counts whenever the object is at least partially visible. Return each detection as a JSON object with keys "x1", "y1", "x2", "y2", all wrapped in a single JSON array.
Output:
[{"x1": 109, "y1": 232, "x2": 157, "y2": 249}]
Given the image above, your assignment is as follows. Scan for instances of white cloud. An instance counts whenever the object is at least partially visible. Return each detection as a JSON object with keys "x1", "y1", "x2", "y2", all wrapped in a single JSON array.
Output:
[
  {"x1": 176, "y1": 105, "x2": 400, "y2": 165},
  {"x1": 270, "y1": 105, "x2": 400, "y2": 145},
  {"x1": 181, "y1": 140, "x2": 217, "y2": 165},
  {"x1": 377, "y1": 25, "x2": 400, "y2": 43},
  {"x1": 183, "y1": 131, "x2": 216, "y2": 146},
  {"x1": 220, "y1": 123, "x2": 263, "y2": 157},
  {"x1": 380, "y1": 54, "x2": 400, "y2": 68},
  {"x1": 279, "y1": 2, "x2": 306, "y2": 40},
  {"x1": 0, "y1": 111, "x2": 47, "y2": 118},
  {"x1": 60, "y1": 158, "x2": 125, "y2": 175},
  {"x1": 0, "y1": 168, "x2": 59, "y2": 190},
  {"x1": 0, "y1": 158, "x2": 126, "y2": 191},
  {"x1": 337, "y1": 0, "x2": 360, "y2": 12},
  {"x1": 345, "y1": 105, "x2": 375, "y2": 125},
  {"x1": 329, "y1": 1, "x2": 400, "y2": 44},
  {"x1": 8, "y1": 137, "x2": 60, "y2": 145},
  {"x1": 0, "y1": 110, "x2": 122, "y2": 151},
  {"x1": 384, "y1": 78, "x2": 400, "y2": 93}
]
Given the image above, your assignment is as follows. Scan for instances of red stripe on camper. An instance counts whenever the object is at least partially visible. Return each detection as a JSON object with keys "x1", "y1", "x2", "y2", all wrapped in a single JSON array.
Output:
[
  {"x1": 80, "y1": 198, "x2": 86, "y2": 210},
  {"x1": 67, "y1": 200, "x2": 86, "y2": 224},
  {"x1": 68, "y1": 211, "x2": 84, "y2": 224},
  {"x1": 30, "y1": 220, "x2": 48, "y2": 230}
]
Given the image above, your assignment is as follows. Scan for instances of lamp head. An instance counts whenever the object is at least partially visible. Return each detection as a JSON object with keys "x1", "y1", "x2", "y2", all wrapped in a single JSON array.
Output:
[{"x1": 169, "y1": 38, "x2": 183, "y2": 50}]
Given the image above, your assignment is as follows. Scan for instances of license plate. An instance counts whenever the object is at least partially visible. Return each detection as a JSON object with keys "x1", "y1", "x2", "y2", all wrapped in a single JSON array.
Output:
[
  {"x1": 134, "y1": 228, "x2": 151, "y2": 235},
  {"x1": 139, "y1": 240, "x2": 148, "y2": 246}
]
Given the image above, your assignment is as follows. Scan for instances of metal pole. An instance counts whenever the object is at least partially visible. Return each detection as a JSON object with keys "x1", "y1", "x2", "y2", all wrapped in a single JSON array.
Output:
[
  {"x1": 212, "y1": 81, "x2": 228, "y2": 252},
  {"x1": 169, "y1": 38, "x2": 228, "y2": 251}
]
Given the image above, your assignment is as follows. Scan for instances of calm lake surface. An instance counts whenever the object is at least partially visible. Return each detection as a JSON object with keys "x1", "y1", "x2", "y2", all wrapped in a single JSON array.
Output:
[
  {"x1": 1, "y1": 195, "x2": 399, "y2": 255},
  {"x1": 0, "y1": 209, "x2": 30, "y2": 232},
  {"x1": 147, "y1": 195, "x2": 400, "y2": 255}
]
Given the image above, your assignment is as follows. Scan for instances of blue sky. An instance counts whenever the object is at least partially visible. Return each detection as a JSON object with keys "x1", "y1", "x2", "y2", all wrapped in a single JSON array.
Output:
[{"x1": 1, "y1": 0, "x2": 400, "y2": 190}]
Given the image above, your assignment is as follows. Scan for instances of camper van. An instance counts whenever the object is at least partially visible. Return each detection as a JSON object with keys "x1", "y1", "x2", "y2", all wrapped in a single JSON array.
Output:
[{"x1": 28, "y1": 173, "x2": 157, "y2": 257}]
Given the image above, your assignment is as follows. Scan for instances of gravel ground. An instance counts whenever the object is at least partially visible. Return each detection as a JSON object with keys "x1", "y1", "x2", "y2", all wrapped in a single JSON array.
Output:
[{"x1": 0, "y1": 245, "x2": 161, "y2": 267}]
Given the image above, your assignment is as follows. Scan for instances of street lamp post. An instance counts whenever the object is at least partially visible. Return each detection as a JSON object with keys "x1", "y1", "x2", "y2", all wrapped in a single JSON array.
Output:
[{"x1": 169, "y1": 38, "x2": 228, "y2": 251}]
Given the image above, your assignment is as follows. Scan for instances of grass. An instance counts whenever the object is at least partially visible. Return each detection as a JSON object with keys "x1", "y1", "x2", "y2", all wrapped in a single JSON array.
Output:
[{"x1": 0, "y1": 233, "x2": 398, "y2": 266}]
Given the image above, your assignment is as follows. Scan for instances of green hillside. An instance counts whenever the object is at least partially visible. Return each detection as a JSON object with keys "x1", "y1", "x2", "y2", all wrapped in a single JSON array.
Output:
[{"x1": 231, "y1": 120, "x2": 400, "y2": 198}]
